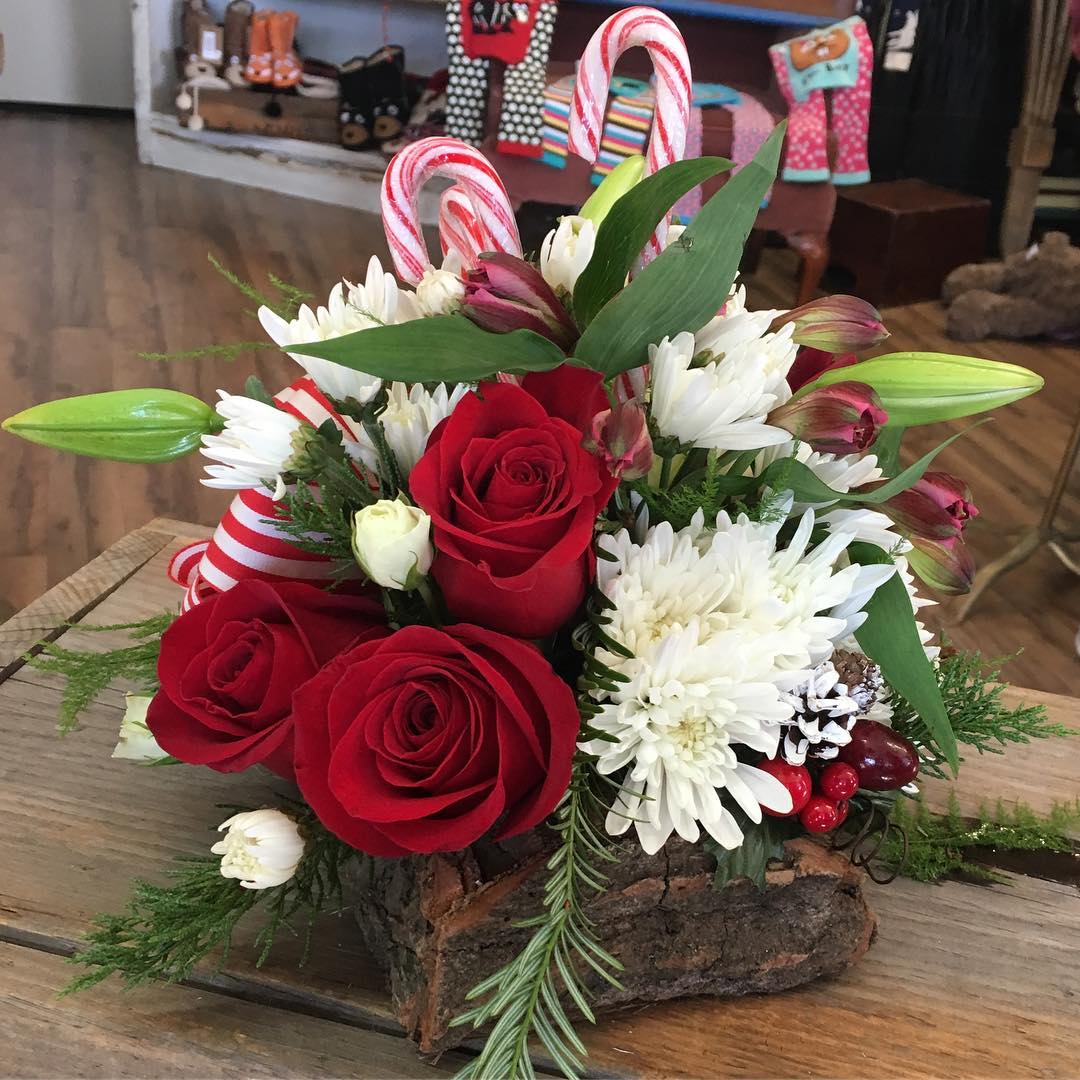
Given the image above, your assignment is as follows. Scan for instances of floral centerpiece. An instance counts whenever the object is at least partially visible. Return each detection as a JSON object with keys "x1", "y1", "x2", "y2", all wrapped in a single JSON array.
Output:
[{"x1": 5, "y1": 7, "x2": 1069, "y2": 1078}]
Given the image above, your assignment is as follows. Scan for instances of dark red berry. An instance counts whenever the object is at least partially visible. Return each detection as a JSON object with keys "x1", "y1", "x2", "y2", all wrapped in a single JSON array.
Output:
[
  {"x1": 799, "y1": 795, "x2": 841, "y2": 833},
  {"x1": 819, "y1": 761, "x2": 860, "y2": 801},
  {"x1": 757, "y1": 758, "x2": 813, "y2": 817},
  {"x1": 837, "y1": 720, "x2": 920, "y2": 791},
  {"x1": 834, "y1": 799, "x2": 850, "y2": 827}
]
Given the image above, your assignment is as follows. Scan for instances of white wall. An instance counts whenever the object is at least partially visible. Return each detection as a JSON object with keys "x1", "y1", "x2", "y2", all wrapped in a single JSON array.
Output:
[{"x1": 0, "y1": 0, "x2": 135, "y2": 108}]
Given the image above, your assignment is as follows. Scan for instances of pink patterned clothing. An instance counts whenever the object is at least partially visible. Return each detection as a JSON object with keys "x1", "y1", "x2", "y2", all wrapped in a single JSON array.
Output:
[
  {"x1": 724, "y1": 92, "x2": 776, "y2": 205},
  {"x1": 769, "y1": 16, "x2": 874, "y2": 185}
]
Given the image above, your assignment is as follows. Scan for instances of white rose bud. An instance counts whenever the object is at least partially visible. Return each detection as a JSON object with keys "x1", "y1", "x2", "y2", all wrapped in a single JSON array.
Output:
[
  {"x1": 415, "y1": 267, "x2": 465, "y2": 317},
  {"x1": 112, "y1": 693, "x2": 169, "y2": 763},
  {"x1": 211, "y1": 809, "x2": 305, "y2": 890},
  {"x1": 351, "y1": 499, "x2": 434, "y2": 590},
  {"x1": 539, "y1": 214, "x2": 596, "y2": 295}
]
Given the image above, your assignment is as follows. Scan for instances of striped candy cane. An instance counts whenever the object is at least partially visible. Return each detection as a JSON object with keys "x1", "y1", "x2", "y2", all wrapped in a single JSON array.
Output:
[
  {"x1": 568, "y1": 6, "x2": 692, "y2": 255},
  {"x1": 382, "y1": 137, "x2": 522, "y2": 285},
  {"x1": 438, "y1": 184, "x2": 487, "y2": 268},
  {"x1": 176, "y1": 377, "x2": 362, "y2": 610}
]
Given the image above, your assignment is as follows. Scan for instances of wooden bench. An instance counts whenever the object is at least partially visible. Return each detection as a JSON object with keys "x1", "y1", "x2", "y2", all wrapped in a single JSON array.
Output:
[{"x1": 2, "y1": 519, "x2": 1079, "y2": 1077}]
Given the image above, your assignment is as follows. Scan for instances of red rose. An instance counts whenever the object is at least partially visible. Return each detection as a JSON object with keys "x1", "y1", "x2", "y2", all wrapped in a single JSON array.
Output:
[
  {"x1": 410, "y1": 366, "x2": 615, "y2": 638},
  {"x1": 292, "y1": 623, "x2": 579, "y2": 856},
  {"x1": 148, "y1": 580, "x2": 388, "y2": 778}
]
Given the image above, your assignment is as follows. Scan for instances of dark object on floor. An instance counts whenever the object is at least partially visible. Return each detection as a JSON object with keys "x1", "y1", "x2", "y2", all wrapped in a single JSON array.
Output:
[
  {"x1": 942, "y1": 231, "x2": 1080, "y2": 341},
  {"x1": 180, "y1": 86, "x2": 340, "y2": 144},
  {"x1": 349, "y1": 834, "x2": 876, "y2": 1055},
  {"x1": 339, "y1": 45, "x2": 410, "y2": 151},
  {"x1": 829, "y1": 179, "x2": 989, "y2": 306}
]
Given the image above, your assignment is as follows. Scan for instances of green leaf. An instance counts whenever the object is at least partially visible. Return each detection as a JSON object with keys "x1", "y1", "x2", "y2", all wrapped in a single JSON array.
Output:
[
  {"x1": 573, "y1": 122, "x2": 785, "y2": 379},
  {"x1": 873, "y1": 425, "x2": 906, "y2": 475},
  {"x1": 707, "y1": 815, "x2": 797, "y2": 891},
  {"x1": 849, "y1": 542, "x2": 959, "y2": 775},
  {"x1": 572, "y1": 156, "x2": 733, "y2": 328},
  {"x1": 286, "y1": 315, "x2": 567, "y2": 383},
  {"x1": 2, "y1": 389, "x2": 218, "y2": 463}
]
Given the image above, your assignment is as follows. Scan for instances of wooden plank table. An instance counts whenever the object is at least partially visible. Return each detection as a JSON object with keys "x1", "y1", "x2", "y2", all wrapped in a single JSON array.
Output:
[{"x1": 2, "y1": 519, "x2": 1079, "y2": 1079}]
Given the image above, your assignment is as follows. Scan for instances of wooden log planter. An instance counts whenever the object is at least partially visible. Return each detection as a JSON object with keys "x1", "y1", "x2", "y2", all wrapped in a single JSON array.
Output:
[{"x1": 348, "y1": 831, "x2": 877, "y2": 1056}]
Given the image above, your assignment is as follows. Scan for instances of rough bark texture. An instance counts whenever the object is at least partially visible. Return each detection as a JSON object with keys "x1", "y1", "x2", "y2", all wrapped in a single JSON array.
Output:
[{"x1": 346, "y1": 834, "x2": 877, "y2": 1055}]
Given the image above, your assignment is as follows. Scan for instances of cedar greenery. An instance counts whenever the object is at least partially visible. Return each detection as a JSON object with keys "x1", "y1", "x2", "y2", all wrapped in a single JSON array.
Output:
[
  {"x1": 889, "y1": 649, "x2": 1075, "y2": 779},
  {"x1": 28, "y1": 612, "x2": 176, "y2": 734},
  {"x1": 64, "y1": 815, "x2": 355, "y2": 994},
  {"x1": 883, "y1": 792, "x2": 1080, "y2": 883},
  {"x1": 452, "y1": 761, "x2": 623, "y2": 1080}
]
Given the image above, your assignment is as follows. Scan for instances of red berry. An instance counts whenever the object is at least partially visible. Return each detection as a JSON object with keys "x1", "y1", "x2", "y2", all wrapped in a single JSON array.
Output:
[
  {"x1": 837, "y1": 720, "x2": 919, "y2": 790},
  {"x1": 799, "y1": 795, "x2": 841, "y2": 833},
  {"x1": 756, "y1": 758, "x2": 813, "y2": 817},
  {"x1": 835, "y1": 799, "x2": 850, "y2": 827},
  {"x1": 819, "y1": 762, "x2": 860, "y2": 801}
]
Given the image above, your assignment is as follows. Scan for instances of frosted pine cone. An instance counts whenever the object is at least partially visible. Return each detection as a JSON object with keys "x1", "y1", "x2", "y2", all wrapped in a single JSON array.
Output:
[{"x1": 779, "y1": 652, "x2": 883, "y2": 765}]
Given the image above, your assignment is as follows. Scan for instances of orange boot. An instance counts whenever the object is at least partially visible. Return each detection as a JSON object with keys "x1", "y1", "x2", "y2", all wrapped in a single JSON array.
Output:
[
  {"x1": 243, "y1": 9, "x2": 273, "y2": 84},
  {"x1": 270, "y1": 10, "x2": 302, "y2": 90}
]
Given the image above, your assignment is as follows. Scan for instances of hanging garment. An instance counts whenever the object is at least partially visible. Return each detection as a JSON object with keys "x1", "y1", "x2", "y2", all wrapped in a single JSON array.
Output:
[
  {"x1": 591, "y1": 86, "x2": 653, "y2": 184},
  {"x1": 445, "y1": 0, "x2": 559, "y2": 158},
  {"x1": 722, "y1": 92, "x2": 777, "y2": 206},
  {"x1": 769, "y1": 15, "x2": 875, "y2": 185}
]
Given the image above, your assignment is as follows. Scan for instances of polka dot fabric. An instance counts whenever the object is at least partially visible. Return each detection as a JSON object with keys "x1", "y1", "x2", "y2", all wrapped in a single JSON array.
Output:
[{"x1": 769, "y1": 16, "x2": 873, "y2": 186}]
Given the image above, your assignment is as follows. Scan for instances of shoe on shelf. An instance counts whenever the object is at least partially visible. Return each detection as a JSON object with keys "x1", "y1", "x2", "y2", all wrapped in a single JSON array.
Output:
[
  {"x1": 180, "y1": 0, "x2": 218, "y2": 79},
  {"x1": 243, "y1": 9, "x2": 273, "y2": 85},
  {"x1": 223, "y1": 0, "x2": 253, "y2": 89},
  {"x1": 270, "y1": 10, "x2": 302, "y2": 90}
]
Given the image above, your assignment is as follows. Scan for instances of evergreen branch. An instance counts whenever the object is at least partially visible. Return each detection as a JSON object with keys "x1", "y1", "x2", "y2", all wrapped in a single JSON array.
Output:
[
  {"x1": 889, "y1": 650, "x2": 1076, "y2": 779},
  {"x1": 139, "y1": 342, "x2": 275, "y2": 363},
  {"x1": 28, "y1": 612, "x2": 176, "y2": 734},
  {"x1": 64, "y1": 817, "x2": 356, "y2": 994},
  {"x1": 884, "y1": 792, "x2": 1080, "y2": 883},
  {"x1": 453, "y1": 760, "x2": 623, "y2": 1080},
  {"x1": 268, "y1": 272, "x2": 315, "y2": 320}
]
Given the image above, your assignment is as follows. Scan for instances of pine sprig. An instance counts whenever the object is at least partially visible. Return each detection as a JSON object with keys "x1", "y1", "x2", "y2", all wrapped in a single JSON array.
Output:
[
  {"x1": 453, "y1": 762, "x2": 623, "y2": 1080},
  {"x1": 884, "y1": 792, "x2": 1080, "y2": 883},
  {"x1": 139, "y1": 341, "x2": 275, "y2": 363},
  {"x1": 64, "y1": 816, "x2": 356, "y2": 994},
  {"x1": 28, "y1": 612, "x2": 176, "y2": 733},
  {"x1": 889, "y1": 650, "x2": 1075, "y2": 778}
]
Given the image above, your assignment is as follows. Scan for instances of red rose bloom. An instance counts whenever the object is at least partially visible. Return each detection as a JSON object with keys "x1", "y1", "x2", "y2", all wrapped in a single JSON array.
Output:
[
  {"x1": 148, "y1": 580, "x2": 388, "y2": 778},
  {"x1": 410, "y1": 366, "x2": 615, "y2": 638},
  {"x1": 292, "y1": 623, "x2": 579, "y2": 856}
]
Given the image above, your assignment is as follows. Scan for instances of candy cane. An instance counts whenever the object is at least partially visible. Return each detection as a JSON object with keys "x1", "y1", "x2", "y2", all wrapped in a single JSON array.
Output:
[
  {"x1": 568, "y1": 6, "x2": 691, "y2": 255},
  {"x1": 438, "y1": 184, "x2": 487, "y2": 268},
  {"x1": 382, "y1": 137, "x2": 522, "y2": 285}
]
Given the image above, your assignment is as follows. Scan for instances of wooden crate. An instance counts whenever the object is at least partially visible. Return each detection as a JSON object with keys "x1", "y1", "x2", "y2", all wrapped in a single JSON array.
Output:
[{"x1": 180, "y1": 86, "x2": 341, "y2": 146}]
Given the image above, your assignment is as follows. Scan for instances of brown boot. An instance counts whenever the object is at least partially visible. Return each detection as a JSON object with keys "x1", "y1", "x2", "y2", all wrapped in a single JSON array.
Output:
[{"x1": 223, "y1": 0, "x2": 253, "y2": 88}]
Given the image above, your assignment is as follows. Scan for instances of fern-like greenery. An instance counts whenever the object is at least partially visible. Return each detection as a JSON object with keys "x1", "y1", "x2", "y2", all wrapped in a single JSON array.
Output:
[
  {"x1": 28, "y1": 612, "x2": 176, "y2": 734},
  {"x1": 64, "y1": 816, "x2": 355, "y2": 994},
  {"x1": 889, "y1": 650, "x2": 1075, "y2": 778},
  {"x1": 883, "y1": 792, "x2": 1080, "y2": 883},
  {"x1": 452, "y1": 761, "x2": 623, "y2": 1080}
]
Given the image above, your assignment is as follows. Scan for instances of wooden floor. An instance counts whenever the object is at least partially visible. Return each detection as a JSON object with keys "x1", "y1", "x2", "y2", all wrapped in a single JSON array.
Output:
[{"x1": 0, "y1": 110, "x2": 1077, "y2": 693}]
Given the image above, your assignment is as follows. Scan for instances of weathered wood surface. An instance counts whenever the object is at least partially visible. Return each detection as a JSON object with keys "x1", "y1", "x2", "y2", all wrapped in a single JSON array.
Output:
[{"x1": 1, "y1": 521, "x2": 1079, "y2": 1078}]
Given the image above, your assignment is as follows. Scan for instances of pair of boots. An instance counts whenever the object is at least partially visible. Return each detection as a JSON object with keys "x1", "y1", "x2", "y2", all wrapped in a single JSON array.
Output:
[
  {"x1": 339, "y1": 45, "x2": 412, "y2": 150},
  {"x1": 180, "y1": 0, "x2": 251, "y2": 88},
  {"x1": 245, "y1": 9, "x2": 302, "y2": 90}
]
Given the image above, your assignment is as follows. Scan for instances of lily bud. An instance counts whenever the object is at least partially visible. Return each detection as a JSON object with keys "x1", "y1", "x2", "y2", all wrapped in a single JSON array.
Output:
[
  {"x1": 787, "y1": 346, "x2": 859, "y2": 392},
  {"x1": 907, "y1": 535, "x2": 976, "y2": 595},
  {"x1": 112, "y1": 694, "x2": 169, "y2": 763},
  {"x1": 351, "y1": 499, "x2": 434, "y2": 590},
  {"x1": 462, "y1": 253, "x2": 578, "y2": 350},
  {"x1": 771, "y1": 295, "x2": 889, "y2": 352},
  {"x1": 769, "y1": 381, "x2": 888, "y2": 454},
  {"x1": 883, "y1": 471, "x2": 979, "y2": 541},
  {"x1": 579, "y1": 153, "x2": 646, "y2": 226},
  {"x1": 584, "y1": 399, "x2": 654, "y2": 480}
]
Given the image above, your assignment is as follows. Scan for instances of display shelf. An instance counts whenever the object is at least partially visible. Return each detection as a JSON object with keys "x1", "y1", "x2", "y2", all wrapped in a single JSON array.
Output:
[{"x1": 567, "y1": 0, "x2": 849, "y2": 27}]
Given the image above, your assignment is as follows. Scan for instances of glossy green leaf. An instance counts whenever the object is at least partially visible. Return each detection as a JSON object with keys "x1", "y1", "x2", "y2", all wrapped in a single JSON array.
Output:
[
  {"x1": 572, "y1": 156, "x2": 733, "y2": 328},
  {"x1": 801, "y1": 352, "x2": 1044, "y2": 426},
  {"x1": 2, "y1": 389, "x2": 217, "y2": 462},
  {"x1": 286, "y1": 315, "x2": 567, "y2": 382},
  {"x1": 573, "y1": 122, "x2": 784, "y2": 379},
  {"x1": 849, "y1": 542, "x2": 958, "y2": 775}
]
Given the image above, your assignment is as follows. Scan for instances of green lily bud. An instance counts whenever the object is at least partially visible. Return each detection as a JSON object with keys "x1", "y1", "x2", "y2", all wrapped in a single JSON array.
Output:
[
  {"x1": 580, "y1": 154, "x2": 646, "y2": 226},
  {"x1": 2, "y1": 389, "x2": 220, "y2": 462},
  {"x1": 799, "y1": 352, "x2": 1043, "y2": 427}
]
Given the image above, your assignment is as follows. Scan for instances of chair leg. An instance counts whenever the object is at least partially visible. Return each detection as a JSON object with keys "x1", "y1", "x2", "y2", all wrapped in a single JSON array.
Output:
[
  {"x1": 740, "y1": 229, "x2": 766, "y2": 275},
  {"x1": 786, "y1": 230, "x2": 829, "y2": 306}
]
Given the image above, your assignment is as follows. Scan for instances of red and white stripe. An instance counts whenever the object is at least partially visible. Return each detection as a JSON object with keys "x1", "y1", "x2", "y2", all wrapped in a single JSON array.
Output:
[
  {"x1": 381, "y1": 137, "x2": 522, "y2": 285},
  {"x1": 438, "y1": 184, "x2": 488, "y2": 269},
  {"x1": 568, "y1": 6, "x2": 692, "y2": 256},
  {"x1": 178, "y1": 377, "x2": 360, "y2": 609}
]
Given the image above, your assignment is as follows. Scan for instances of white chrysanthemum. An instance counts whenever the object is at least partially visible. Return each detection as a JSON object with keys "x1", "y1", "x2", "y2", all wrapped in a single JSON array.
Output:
[
  {"x1": 200, "y1": 391, "x2": 300, "y2": 499},
  {"x1": 540, "y1": 214, "x2": 596, "y2": 294},
  {"x1": 583, "y1": 623, "x2": 794, "y2": 854},
  {"x1": 353, "y1": 381, "x2": 469, "y2": 478},
  {"x1": 648, "y1": 325, "x2": 797, "y2": 451},
  {"x1": 211, "y1": 809, "x2": 305, "y2": 890},
  {"x1": 415, "y1": 267, "x2": 464, "y2": 316},
  {"x1": 259, "y1": 256, "x2": 416, "y2": 405},
  {"x1": 755, "y1": 441, "x2": 884, "y2": 511}
]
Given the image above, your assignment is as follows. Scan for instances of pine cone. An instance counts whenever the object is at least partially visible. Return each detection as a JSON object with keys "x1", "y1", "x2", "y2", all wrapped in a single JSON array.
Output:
[{"x1": 830, "y1": 648, "x2": 884, "y2": 710}]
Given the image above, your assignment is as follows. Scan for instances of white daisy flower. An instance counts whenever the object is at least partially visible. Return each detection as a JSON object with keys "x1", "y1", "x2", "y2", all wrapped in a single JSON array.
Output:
[
  {"x1": 200, "y1": 391, "x2": 301, "y2": 500},
  {"x1": 211, "y1": 809, "x2": 305, "y2": 890}
]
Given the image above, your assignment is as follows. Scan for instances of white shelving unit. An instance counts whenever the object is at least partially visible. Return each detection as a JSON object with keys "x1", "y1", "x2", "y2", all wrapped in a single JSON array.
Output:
[{"x1": 132, "y1": 0, "x2": 447, "y2": 218}]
